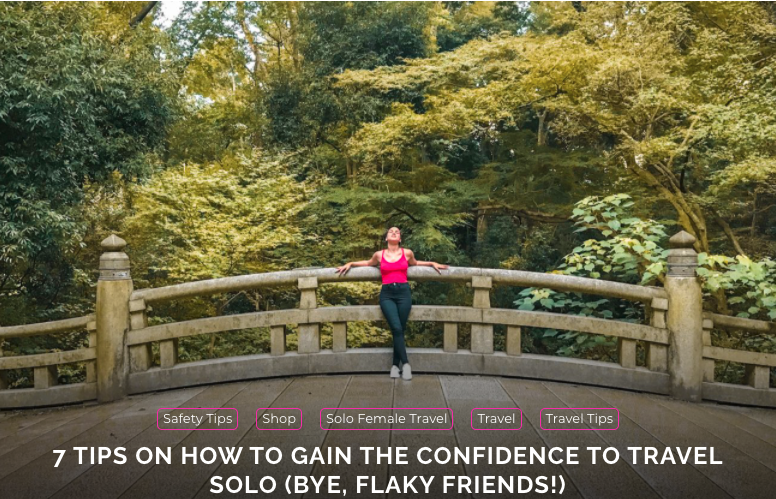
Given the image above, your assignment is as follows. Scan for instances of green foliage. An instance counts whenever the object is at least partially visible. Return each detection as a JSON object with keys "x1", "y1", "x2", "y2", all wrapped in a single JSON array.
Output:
[
  {"x1": 0, "y1": 2, "x2": 176, "y2": 322},
  {"x1": 518, "y1": 194, "x2": 776, "y2": 323},
  {"x1": 513, "y1": 195, "x2": 658, "y2": 358},
  {"x1": 125, "y1": 151, "x2": 313, "y2": 285},
  {"x1": 337, "y1": 1, "x2": 776, "y2": 260},
  {"x1": 437, "y1": 1, "x2": 530, "y2": 52},
  {"x1": 4, "y1": 1, "x2": 776, "y2": 376},
  {"x1": 565, "y1": 194, "x2": 669, "y2": 285},
  {"x1": 698, "y1": 255, "x2": 776, "y2": 320},
  {"x1": 300, "y1": 162, "x2": 479, "y2": 270},
  {"x1": 299, "y1": 2, "x2": 440, "y2": 75}
]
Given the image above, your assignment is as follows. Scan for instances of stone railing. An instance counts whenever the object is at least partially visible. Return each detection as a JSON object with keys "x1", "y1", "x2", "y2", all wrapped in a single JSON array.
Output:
[
  {"x1": 0, "y1": 314, "x2": 97, "y2": 407},
  {"x1": 1, "y1": 231, "x2": 773, "y2": 409},
  {"x1": 700, "y1": 312, "x2": 776, "y2": 407}
]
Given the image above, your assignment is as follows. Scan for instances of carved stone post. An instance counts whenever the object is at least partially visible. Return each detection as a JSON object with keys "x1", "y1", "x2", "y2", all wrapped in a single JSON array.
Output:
[
  {"x1": 332, "y1": 323, "x2": 347, "y2": 353},
  {"x1": 647, "y1": 297, "x2": 669, "y2": 372},
  {"x1": 506, "y1": 326, "x2": 522, "y2": 356},
  {"x1": 470, "y1": 276, "x2": 493, "y2": 354},
  {"x1": 665, "y1": 231, "x2": 703, "y2": 402},
  {"x1": 34, "y1": 366, "x2": 58, "y2": 389},
  {"x1": 702, "y1": 317, "x2": 715, "y2": 382},
  {"x1": 86, "y1": 319, "x2": 97, "y2": 382},
  {"x1": 746, "y1": 365, "x2": 770, "y2": 389},
  {"x1": 617, "y1": 337, "x2": 637, "y2": 369},
  {"x1": 129, "y1": 299, "x2": 152, "y2": 372},
  {"x1": 297, "y1": 277, "x2": 320, "y2": 353},
  {"x1": 271, "y1": 325, "x2": 287, "y2": 356},
  {"x1": 96, "y1": 234, "x2": 132, "y2": 402},
  {"x1": 443, "y1": 323, "x2": 458, "y2": 353},
  {"x1": 0, "y1": 341, "x2": 8, "y2": 389}
]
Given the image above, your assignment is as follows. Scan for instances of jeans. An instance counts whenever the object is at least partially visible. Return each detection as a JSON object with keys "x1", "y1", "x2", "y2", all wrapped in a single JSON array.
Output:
[{"x1": 379, "y1": 282, "x2": 412, "y2": 367}]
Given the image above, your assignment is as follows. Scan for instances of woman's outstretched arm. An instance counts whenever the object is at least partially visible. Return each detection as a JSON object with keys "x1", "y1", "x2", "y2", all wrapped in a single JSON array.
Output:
[
  {"x1": 336, "y1": 251, "x2": 381, "y2": 275},
  {"x1": 405, "y1": 249, "x2": 449, "y2": 274}
]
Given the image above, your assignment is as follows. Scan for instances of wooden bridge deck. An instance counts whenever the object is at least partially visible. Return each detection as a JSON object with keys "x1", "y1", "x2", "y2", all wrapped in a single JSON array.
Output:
[{"x1": 0, "y1": 375, "x2": 775, "y2": 498}]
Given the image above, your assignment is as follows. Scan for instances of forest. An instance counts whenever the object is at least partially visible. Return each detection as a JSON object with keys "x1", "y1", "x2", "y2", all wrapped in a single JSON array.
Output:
[{"x1": 1, "y1": 1, "x2": 775, "y2": 387}]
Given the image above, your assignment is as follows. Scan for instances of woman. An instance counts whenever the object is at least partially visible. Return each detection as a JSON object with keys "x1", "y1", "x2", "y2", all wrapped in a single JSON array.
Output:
[{"x1": 335, "y1": 227, "x2": 448, "y2": 380}]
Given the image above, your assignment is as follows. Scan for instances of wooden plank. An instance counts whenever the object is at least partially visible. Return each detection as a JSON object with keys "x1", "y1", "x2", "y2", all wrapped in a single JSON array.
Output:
[
  {"x1": 390, "y1": 376, "x2": 468, "y2": 498},
  {"x1": 501, "y1": 379, "x2": 659, "y2": 498},
  {"x1": 54, "y1": 379, "x2": 291, "y2": 499},
  {"x1": 545, "y1": 382, "x2": 733, "y2": 498},
  {"x1": 0, "y1": 387, "x2": 208, "y2": 495},
  {"x1": 309, "y1": 376, "x2": 394, "y2": 496},
  {"x1": 654, "y1": 396, "x2": 776, "y2": 473},
  {"x1": 595, "y1": 386, "x2": 776, "y2": 496},
  {"x1": 123, "y1": 378, "x2": 348, "y2": 499},
  {"x1": 444, "y1": 376, "x2": 581, "y2": 498}
]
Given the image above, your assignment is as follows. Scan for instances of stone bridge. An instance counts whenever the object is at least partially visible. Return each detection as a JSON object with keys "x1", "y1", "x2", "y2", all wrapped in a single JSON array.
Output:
[
  {"x1": 1, "y1": 231, "x2": 774, "y2": 409},
  {"x1": 1, "y1": 231, "x2": 775, "y2": 498}
]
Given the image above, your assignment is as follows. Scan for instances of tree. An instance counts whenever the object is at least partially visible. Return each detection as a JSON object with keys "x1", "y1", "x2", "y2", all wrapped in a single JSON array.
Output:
[
  {"x1": 0, "y1": 2, "x2": 176, "y2": 321},
  {"x1": 335, "y1": 1, "x2": 776, "y2": 260},
  {"x1": 436, "y1": 1, "x2": 530, "y2": 52},
  {"x1": 125, "y1": 151, "x2": 312, "y2": 285}
]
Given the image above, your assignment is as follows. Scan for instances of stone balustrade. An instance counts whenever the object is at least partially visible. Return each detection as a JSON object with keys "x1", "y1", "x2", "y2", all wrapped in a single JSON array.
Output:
[{"x1": 1, "y1": 231, "x2": 774, "y2": 409}]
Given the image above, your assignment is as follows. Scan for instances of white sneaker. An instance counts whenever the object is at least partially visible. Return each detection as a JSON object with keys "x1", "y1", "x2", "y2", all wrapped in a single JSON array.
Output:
[
  {"x1": 401, "y1": 364, "x2": 412, "y2": 381},
  {"x1": 390, "y1": 366, "x2": 400, "y2": 378}
]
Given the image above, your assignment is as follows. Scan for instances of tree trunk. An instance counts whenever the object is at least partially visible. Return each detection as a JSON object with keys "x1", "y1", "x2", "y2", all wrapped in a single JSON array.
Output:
[
  {"x1": 476, "y1": 209, "x2": 488, "y2": 243},
  {"x1": 537, "y1": 109, "x2": 549, "y2": 146},
  {"x1": 626, "y1": 156, "x2": 710, "y2": 253},
  {"x1": 129, "y1": 2, "x2": 158, "y2": 28},
  {"x1": 713, "y1": 212, "x2": 746, "y2": 257}
]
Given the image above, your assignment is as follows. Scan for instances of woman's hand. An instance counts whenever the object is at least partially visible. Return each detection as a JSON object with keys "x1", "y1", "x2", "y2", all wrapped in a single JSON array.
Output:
[
  {"x1": 336, "y1": 262, "x2": 353, "y2": 276},
  {"x1": 431, "y1": 262, "x2": 449, "y2": 274}
]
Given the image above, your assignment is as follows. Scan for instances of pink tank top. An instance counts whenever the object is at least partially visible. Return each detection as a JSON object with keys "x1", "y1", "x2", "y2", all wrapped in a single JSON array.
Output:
[{"x1": 380, "y1": 248, "x2": 408, "y2": 284}]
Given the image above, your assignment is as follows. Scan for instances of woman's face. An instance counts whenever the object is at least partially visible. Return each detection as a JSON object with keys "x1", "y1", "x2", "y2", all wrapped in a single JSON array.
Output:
[{"x1": 386, "y1": 227, "x2": 401, "y2": 244}]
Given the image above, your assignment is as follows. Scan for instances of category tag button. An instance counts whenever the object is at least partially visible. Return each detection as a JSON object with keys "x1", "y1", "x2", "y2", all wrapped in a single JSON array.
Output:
[
  {"x1": 256, "y1": 408, "x2": 303, "y2": 430},
  {"x1": 320, "y1": 408, "x2": 453, "y2": 431},
  {"x1": 157, "y1": 408, "x2": 238, "y2": 430},
  {"x1": 539, "y1": 408, "x2": 619, "y2": 431},
  {"x1": 470, "y1": 408, "x2": 523, "y2": 430}
]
